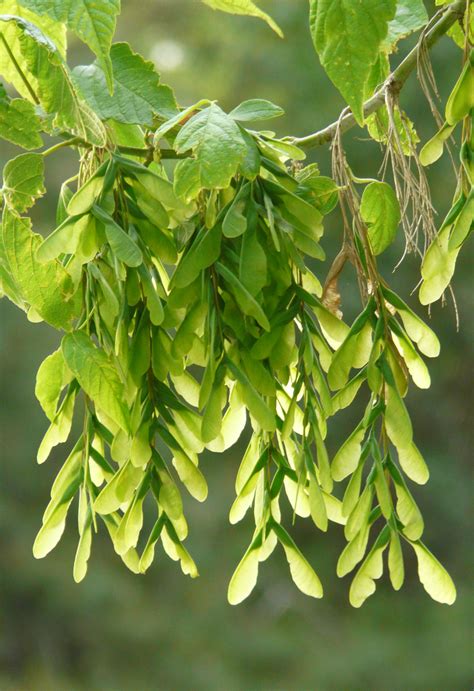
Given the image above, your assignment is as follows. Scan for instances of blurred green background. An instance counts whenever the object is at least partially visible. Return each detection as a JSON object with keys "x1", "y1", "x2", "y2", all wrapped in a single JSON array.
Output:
[{"x1": 0, "y1": 1, "x2": 472, "y2": 689}]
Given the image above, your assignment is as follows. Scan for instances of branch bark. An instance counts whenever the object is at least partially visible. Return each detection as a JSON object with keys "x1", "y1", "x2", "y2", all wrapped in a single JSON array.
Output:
[{"x1": 291, "y1": 0, "x2": 466, "y2": 150}]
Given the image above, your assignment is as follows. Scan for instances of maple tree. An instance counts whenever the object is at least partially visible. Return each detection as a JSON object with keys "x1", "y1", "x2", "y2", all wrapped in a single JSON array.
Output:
[{"x1": 0, "y1": 0, "x2": 472, "y2": 607}]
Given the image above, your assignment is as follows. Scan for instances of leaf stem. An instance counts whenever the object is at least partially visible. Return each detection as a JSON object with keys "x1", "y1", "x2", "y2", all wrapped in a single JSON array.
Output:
[
  {"x1": 291, "y1": 0, "x2": 466, "y2": 150},
  {"x1": 118, "y1": 146, "x2": 187, "y2": 160},
  {"x1": 0, "y1": 33, "x2": 40, "y2": 105},
  {"x1": 42, "y1": 137, "x2": 82, "y2": 157}
]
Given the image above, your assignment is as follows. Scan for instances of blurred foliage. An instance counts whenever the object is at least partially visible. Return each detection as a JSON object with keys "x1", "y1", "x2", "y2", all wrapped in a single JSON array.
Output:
[{"x1": 0, "y1": 1, "x2": 472, "y2": 689}]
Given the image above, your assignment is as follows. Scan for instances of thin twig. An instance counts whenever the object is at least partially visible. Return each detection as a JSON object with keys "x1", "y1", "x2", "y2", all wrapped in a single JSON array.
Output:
[{"x1": 291, "y1": 0, "x2": 466, "y2": 150}]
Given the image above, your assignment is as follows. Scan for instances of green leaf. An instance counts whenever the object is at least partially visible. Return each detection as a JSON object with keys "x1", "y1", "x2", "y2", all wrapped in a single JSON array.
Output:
[
  {"x1": 360, "y1": 181, "x2": 400, "y2": 255},
  {"x1": 62, "y1": 331, "x2": 130, "y2": 433},
  {"x1": 0, "y1": 93, "x2": 43, "y2": 148},
  {"x1": 202, "y1": 0, "x2": 283, "y2": 37},
  {"x1": 409, "y1": 540, "x2": 457, "y2": 605},
  {"x1": 229, "y1": 99, "x2": 284, "y2": 122},
  {"x1": 35, "y1": 348, "x2": 71, "y2": 421},
  {"x1": 216, "y1": 261, "x2": 270, "y2": 331},
  {"x1": 0, "y1": 15, "x2": 106, "y2": 144},
  {"x1": 92, "y1": 205, "x2": 143, "y2": 267},
  {"x1": 366, "y1": 104, "x2": 419, "y2": 156},
  {"x1": 18, "y1": 0, "x2": 121, "y2": 93},
  {"x1": 383, "y1": 0, "x2": 428, "y2": 51},
  {"x1": 73, "y1": 42, "x2": 178, "y2": 126},
  {"x1": 0, "y1": 0, "x2": 67, "y2": 55},
  {"x1": 309, "y1": 0, "x2": 396, "y2": 124},
  {"x1": 2, "y1": 152, "x2": 44, "y2": 212},
  {"x1": 1, "y1": 207, "x2": 80, "y2": 329},
  {"x1": 272, "y1": 522, "x2": 323, "y2": 598},
  {"x1": 174, "y1": 103, "x2": 247, "y2": 192}
]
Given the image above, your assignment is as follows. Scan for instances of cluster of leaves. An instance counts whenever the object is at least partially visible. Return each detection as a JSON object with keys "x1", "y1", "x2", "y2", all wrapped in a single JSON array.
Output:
[{"x1": 0, "y1": 0, "x2": 470, "y2": 607}]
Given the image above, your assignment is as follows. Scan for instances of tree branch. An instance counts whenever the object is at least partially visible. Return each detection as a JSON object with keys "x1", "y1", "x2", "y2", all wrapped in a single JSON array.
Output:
[{"x1": 291, "y1": 0, "x2": 466, "y2": 150}]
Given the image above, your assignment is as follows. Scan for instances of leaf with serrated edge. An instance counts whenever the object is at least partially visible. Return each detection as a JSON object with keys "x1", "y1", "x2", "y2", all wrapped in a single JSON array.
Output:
[
  {"x1": 2, "y1": 152, "x2": 44, "y2": 212},
  {"x1": 0, "y1": 94, "x2": 43, "y2": 148},
  {"x1": 202, "y1": 0, "x2": 282, "y2": 37},
  {"x1": 18, "y1": 0, "x2": 120, "y2": 92},
  {"x1": 174, "y1": 103, "x2": 247, "y2": 192},
  {"x1": 73, "y1": 42, "x2": 178, "y2": 125},
  {"x1": 310, "y1": 0, "x2": 396, "y2": 124},
  {"x1": 0, "y1": 15, "x2": 106, "y2": 145},
  {"x1": 1, "y1": 208, "x2": 80, "y2": 329}
]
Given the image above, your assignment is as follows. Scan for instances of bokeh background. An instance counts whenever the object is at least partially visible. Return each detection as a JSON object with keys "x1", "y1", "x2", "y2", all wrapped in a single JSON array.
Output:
[{"x1": 0, "y1": 1, "x2": 472, "y2": 689}]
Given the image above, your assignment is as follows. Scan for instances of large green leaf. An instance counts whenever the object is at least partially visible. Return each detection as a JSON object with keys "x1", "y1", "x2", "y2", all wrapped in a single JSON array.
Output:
[
  {"x1": 18, "y1": 0, "x2": 121, "y2": 92},
  {"x1": 73, "y1": 42, "x2": 178, "y2": 126},
  {"x1": 309, "y1": 0, "x2": 396, "y2": 124},
  {"x1": 0, "y1": 0, "x2": 66, "y2": 55},
  {"x1": 0, "y1": 88, "x2": 43, "y2": 149},
  {"x1": 174, "y1": 103, "x2": 247, "y2": 192},
  {"x1": 360, "y1": 181, "x2": 400, "y2": 255},
  {"x1": 62, "y1": 331, "x2": 130, "y2": 433},
  {"x1": 383, "y1": 0, "x2": 428, "y2": 51},
  {"x1": 229, "y1": 98, "x2": 284, "y2": 122},
  {"x1": 0, "y1": 15, "x2": 106, "y2": 144},
  {"x1": 1, "y1": 207, "x2": 80, "y2": 329},
  {"x1": 2, "y1": 152, "x2": 44, "y2": 212},
  {"x1": 201, "y1": 0, "x2": 282, "y2": 37}
]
